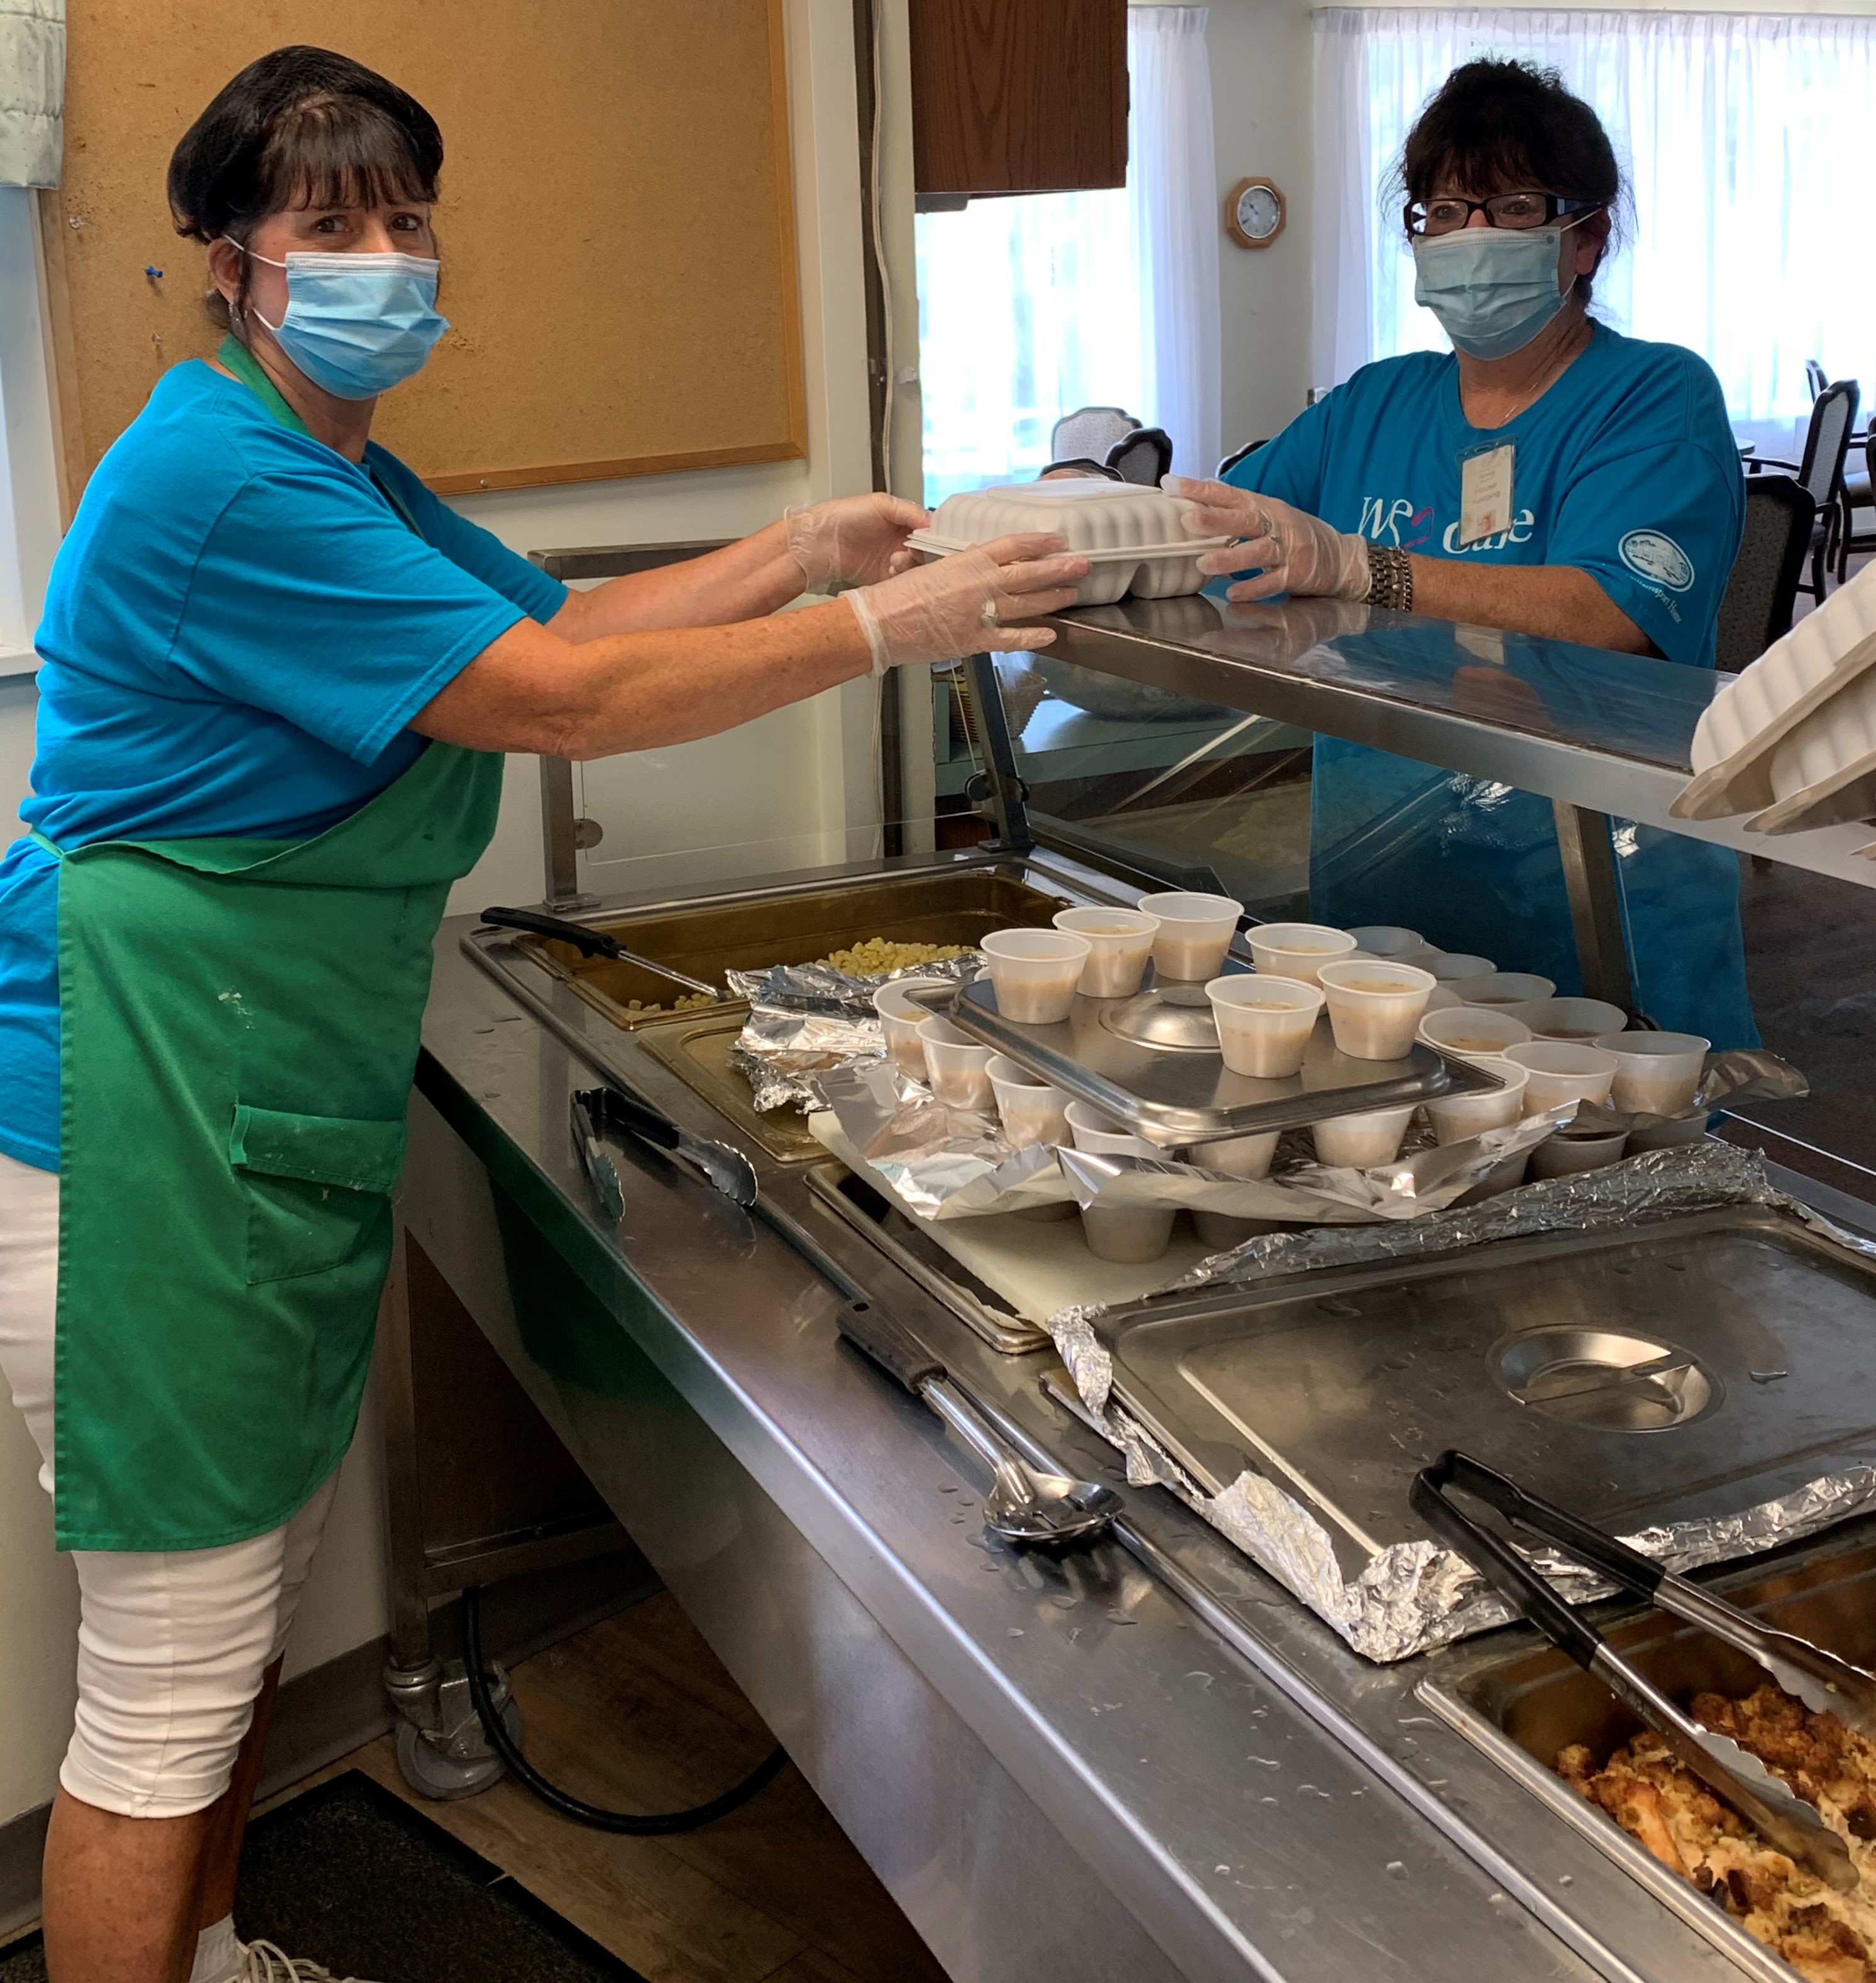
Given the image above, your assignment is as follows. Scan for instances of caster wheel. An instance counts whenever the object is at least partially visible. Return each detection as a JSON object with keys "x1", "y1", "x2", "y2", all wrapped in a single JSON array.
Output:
[{"x1": 394, "y1": 1698, "x2": 524, "y2": 1801}]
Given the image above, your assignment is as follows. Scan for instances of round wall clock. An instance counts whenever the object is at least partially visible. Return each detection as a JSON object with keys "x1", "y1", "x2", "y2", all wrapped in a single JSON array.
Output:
[{"x1": 1226, "y1": 177, "x2": 1286, "y2": 249}]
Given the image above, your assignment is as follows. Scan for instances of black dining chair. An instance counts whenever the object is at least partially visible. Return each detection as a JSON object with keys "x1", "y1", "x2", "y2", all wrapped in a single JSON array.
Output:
[
  {"x1": 1217, "y1": 438, "x2": 1270, "y2": 478},
  {"x1": 1807, "y1": 358, "x2": 1828, "y2": 402},
  {"x1": 1714, "y1": 474, "x2": 1817, "y2": 674},
  {"x1": 1756, "y1": 380, "x2": 1859, "y2": 599}
]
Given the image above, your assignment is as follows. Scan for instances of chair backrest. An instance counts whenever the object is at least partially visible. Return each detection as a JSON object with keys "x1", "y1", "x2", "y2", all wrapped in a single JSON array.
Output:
[
  {"x1": 1797, "y1": 380, "x2": 1860, "y2": 506},
  {"x1": 1218, "y1": 439, "x2": 1270, "y2": 478},
  {"x1": 1714, "y1": 473, "x2": 1817, "y2": 674},
  {"x1": 1107, "y1": 425, "x2": 1172, "y2": 485},
  {"x1": 1807, "y1": 358, "x2": 1828, "y2": 402},
  {"x1": 1050, "y1": 405, "x2": 1139, "y2": 467}
]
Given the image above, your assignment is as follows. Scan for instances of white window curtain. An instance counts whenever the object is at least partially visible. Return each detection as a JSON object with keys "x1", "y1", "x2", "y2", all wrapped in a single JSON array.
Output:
[
  {"x1": 0, "y1": 0, "x2": 62, "y2": 188},
  {"x1": 1312, "y1": 8, "x2": 1876, "y2": 427},
  {"x1": 916, "y1": 5, "x2": 1221, "y2": 503}
]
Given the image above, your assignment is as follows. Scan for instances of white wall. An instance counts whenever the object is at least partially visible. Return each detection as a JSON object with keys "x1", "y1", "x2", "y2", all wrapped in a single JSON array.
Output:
[{"x1": 0, "y1": 0, "x2": 879, "y2": 1826}]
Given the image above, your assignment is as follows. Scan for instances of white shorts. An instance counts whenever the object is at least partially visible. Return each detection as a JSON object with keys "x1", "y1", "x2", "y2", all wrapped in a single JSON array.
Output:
[{"x1": 0, "y1": 1149, "x2": 339, "y2": 1818}]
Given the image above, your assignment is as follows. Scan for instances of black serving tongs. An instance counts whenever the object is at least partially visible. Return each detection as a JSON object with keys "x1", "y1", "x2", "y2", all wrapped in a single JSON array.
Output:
[
  {"x1": 1412, "y1": 1451, "x2": 1860, "y2": 1893},
  {"x1": 481, "y1": 905, "x2": 721, "y2": 1001}
]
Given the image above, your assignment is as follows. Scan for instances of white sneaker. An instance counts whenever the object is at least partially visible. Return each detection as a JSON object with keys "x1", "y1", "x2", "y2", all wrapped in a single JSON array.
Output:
[{"x1": 238, "y1": 1941, "x2": 385, "y2": 1983}]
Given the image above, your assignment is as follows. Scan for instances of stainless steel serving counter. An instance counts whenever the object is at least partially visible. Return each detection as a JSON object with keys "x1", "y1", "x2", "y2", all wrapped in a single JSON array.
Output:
[
  {"x1": 1041, "y1": 597, "x2": 1876, "y2": 890},
  {"x1": 407, "y1": 888, "x2": 1813, "y2": 1983}
]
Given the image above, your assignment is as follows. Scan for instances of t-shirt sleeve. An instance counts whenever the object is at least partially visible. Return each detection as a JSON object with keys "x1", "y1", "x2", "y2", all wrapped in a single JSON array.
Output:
[
  {"x1": 1224, "y1": 398, "x2": 1333, "y2": 510},
  {"x1": 1547, "y1": 357, "x2": 1744, "y2": 668},
  {"x1": 368, "y1": 452, "x2": 569, "y2": 625},
  {"x1": 172, "y1": 467, "x2": 535, "y2": 765}
]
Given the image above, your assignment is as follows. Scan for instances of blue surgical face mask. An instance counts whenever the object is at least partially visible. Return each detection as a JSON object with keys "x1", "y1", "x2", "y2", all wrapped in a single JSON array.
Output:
[
  {"x1": 1411, "y1": 224, "x2": 1574, "y2": 361},
  {"x1": 230, "y1": 243, "x2": 448, "y2": 398}
]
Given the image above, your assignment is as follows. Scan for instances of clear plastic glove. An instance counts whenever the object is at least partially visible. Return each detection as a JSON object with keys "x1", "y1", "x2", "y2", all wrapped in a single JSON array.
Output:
[
  {"x1": 785, "y1": 493, "x2": 932, "y2": 589},
  {"x1": 845, "y1": 533, "x2": 1090, "y2": 675},
  {"x1": 1162, "y1": 474, "x2": 1370, "y2": 603}
]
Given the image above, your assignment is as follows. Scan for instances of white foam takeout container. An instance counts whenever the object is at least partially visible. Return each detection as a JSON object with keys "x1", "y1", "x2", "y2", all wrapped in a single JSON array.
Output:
[
  {"x1": 1676, "y1": 561, "x2": 1876, "y2": 822},
  {"x1": 1745, "y1": 662, "x2": 1876, "y2": 836},
  {"x1": 906, "y1": 481, "x2": 1232, "y2": 608}
]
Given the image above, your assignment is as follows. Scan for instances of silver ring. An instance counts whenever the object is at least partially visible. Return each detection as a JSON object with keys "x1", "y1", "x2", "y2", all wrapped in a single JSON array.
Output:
[{"x1": 980, "y1": 599, "x2": 999, "y2": 625}]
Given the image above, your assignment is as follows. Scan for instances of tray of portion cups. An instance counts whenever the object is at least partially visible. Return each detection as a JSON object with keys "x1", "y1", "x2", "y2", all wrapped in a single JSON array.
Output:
[{"x1": 934, "y1": 899, "x2": 1500, "y2": 1146}]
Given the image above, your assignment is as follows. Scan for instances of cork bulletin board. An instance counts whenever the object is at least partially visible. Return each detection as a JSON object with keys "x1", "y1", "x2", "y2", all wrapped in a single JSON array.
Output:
[{"x1": 38, "y1": 0, "x2": 806, "y2": 506}]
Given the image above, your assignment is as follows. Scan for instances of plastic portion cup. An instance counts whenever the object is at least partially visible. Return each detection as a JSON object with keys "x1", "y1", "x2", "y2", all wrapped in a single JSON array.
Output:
[
  {"x1": 979, "y1": 927, "x2": 1092, "y2": 1025},
  {"x1": 1316, "y1": 959, "x2": 1437, "y2": 1061},
  {"x1": 1628, "y1": 1112, "x2": 1712, "y2": 1150},
  {"x1": 1346, "y1": 925, "x2": 1425, "y2": 961},
  {"x1": 1186, "y1": 1130, "x2": 1280, "y2": 1179},
  {"x1": 1205, "y1": 974, "x2": 1325, "y2": 1078},
  {"x1": 1532, "y1": 1128, "x2": 1630, "y2": 1178},
  {"x1": 1423, "y1": 1060, "x2": 1530, "y2": 1144},
  {"x1": 1504, "y1": 997, "x2": 1629, "y2": 1044},
  {"x1": 1502, "y1": 1040, "x2": 1619, "y2": 1115},
  {"x1": 874, "y1": 976, "x2": 950, "y2": 1078},
  {"x1": 1312, "y1": 1104, "x2": 1416, "y2": 1167},
  {"x1": 1052, "y1": 905, "x2": 1159, "y2": 999},
  {"x1": 985, "y1": 1052, "x2": 1072, "y2": 1150},
  {"x1": 1246, "y1": 922, "x2": 1358, "y2": 986},
  {"x1": 1424, "y1": 985, "x2": 1467, "y2": 1012},
  {"x1": 1139, "y1": 892, "x2": 1244, "y2": 983},
  {"x1": 918, "y1": 1014, "x2": 994, "y2": 1110},
  {"x1": 1065, "y1": 1101, "x2": 1175, "y2": 1264},
  {"x1": 1461, "y1": 971, "x2": 1557, "y2": 1007},
  {"x1": 1194, "y1": 1210, "x2": 1262, "y2": 1251},
  {"x1": 1593, "y1": 1030, "x2": 1711, "y2": 1116},
  {"x1": 1429, "y1": 953, "x2": 1495, "y2": 982},
  {"x1": 1418, "y1": 1006, "x2": 1533, "y2": 1063}
]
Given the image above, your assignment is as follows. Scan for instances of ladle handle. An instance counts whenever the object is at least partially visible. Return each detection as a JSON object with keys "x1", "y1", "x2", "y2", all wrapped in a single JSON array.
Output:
[
  {"x1": 837, "y1": 1299, "x2": 945, "y2": 1396},
  {"x1": 481, "y1": 904, "x2": 618, "y2": 960}
]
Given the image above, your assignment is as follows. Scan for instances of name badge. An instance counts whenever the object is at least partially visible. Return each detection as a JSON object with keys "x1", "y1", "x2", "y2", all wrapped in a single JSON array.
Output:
[{"x1": 1458, "y1": 442, "x2": 1516, "y2": 549}]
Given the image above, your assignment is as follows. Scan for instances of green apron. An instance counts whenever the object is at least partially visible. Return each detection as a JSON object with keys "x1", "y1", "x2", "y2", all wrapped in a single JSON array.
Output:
[{"x1": 41, "y1": 338, "x2": 503, "y2": 1551}]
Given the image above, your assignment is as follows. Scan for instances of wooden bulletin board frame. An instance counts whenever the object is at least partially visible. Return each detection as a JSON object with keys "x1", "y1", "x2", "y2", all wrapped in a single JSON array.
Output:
[{"x1": 37, "y1": 0, "x2": 808, "y2": 508}]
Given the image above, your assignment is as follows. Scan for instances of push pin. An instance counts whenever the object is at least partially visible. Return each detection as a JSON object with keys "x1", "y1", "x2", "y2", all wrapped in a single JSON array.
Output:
[{"x1": 143, "y1": 264, "x2": 163, "y2": 281}]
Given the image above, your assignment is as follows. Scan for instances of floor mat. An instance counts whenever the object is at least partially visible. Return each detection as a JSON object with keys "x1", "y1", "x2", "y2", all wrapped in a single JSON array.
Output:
[{"x1": 0, "y1": 1770, "x2": 647, "y2": 1983}]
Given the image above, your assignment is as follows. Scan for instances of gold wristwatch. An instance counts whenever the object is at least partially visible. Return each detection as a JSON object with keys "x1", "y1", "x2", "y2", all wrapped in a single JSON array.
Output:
[{"x1": 1365, "y1": 542, "x2": 1413, "y2": 611}]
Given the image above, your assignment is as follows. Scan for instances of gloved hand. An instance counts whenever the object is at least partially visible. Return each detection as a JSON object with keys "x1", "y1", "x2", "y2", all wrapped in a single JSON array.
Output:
[
  {"x1": 1162, "y1": 475, "x2": 1371, "y2": 603},
  {"x1": 785, "y1": 493, "x2": 932, "y2": 589},
  {"x1": 845, "y1": 534, "x2": 1090, "y2": 676}
]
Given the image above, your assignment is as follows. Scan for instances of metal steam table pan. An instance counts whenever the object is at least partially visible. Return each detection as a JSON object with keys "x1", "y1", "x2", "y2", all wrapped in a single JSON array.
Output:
[
  {"x1": 943, "y1": 970, "x2": 1495, "y2": 1145},
  {"x1": 1094, "y1": 1205, "x2": 1876, "y2": 1585}
]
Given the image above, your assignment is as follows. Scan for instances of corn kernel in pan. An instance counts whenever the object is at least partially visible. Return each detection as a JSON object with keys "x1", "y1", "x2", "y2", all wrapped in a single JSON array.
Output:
[{"x1": 818, "y1": 937, "x2": 974, "y2": 977}]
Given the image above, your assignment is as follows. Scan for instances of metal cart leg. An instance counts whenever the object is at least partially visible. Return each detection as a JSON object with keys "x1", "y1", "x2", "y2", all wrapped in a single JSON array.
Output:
[{"x1": 1552, "y1": 801, "x2": 1639, "y2": 1015}]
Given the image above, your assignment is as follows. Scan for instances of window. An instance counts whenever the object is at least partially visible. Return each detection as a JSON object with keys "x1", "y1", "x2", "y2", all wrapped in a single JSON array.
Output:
[
  {"x1": 915, "y1": 5, "x2": 1220, "y2": 505},
  {"x1": 1313, "y1": 8, "x2": 1876, "y2": 424}
]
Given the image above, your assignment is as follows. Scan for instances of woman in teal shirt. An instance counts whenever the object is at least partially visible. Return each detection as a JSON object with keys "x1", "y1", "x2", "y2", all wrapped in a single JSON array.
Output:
[
  {"x1": 0, "y1": 45, "x2": 1087, "y2": 1983},
  {"x1": 1168, "y1": 58, "x2": 1751, "y2": 1043}
]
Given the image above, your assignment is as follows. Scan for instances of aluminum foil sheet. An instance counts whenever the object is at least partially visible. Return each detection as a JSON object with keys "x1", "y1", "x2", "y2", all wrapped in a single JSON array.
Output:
[
  {"x1": 1050, "y1": 1140, "x2": 1876, "y2": 1662},
  {"x1": 727, "y1": 954, "x2": 978, "y2": 1113}
]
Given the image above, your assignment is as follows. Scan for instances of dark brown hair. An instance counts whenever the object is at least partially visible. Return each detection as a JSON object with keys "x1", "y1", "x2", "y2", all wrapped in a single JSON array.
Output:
[
  {"x1": 168, "y1": 46, "x2": 442, "y2": 331},
  {"x1": 1396, "y1": 59, "x2": 1623, "y2": 297}
]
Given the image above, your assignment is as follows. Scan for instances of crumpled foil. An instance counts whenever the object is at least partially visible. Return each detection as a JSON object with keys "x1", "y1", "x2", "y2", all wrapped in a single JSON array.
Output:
[
  {"x1": 1049, "y1": 1142, "x2": 1876, "y2": 1662},
  {"x1": 727, "y1": 954, "x2": 978, "y2": 1113},
  {"x1": 821, "y1": 1056, "x2": 1569, "y2": 1225}
]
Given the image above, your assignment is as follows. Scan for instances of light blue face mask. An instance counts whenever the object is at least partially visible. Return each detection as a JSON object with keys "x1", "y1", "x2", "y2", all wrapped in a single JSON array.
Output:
[
  {"x1": 233, "y1": 244, "x2": 449, "y2": 399},
  {"x1": 1411, "y1": 225, "x2": 1574, "y2": 362}
]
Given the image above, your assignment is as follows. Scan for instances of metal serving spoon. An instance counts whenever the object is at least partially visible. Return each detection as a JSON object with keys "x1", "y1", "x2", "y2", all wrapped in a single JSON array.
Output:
[
  {"x1": 481, "y1": 905, "x2": 720, "y2": 1000},
  {"x1": 837, "y1": 1299, "x2": 1118, "y2": 1549}
]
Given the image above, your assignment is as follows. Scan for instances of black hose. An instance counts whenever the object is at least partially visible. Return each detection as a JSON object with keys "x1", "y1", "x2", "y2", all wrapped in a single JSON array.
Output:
[{"x1": 460, "y1": 1583, "x2": 788, "y2": 1834}]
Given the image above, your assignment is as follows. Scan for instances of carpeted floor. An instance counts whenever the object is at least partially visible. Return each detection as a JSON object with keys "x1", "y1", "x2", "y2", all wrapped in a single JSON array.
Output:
[{"x1": 0, "y1": 1772, "x2": 647, "y2": 1983}]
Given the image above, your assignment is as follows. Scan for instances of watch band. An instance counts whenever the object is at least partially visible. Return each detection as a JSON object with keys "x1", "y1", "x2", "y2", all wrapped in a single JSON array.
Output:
[{"x1": 1365, "y1": 542, "x2": 1414, "y2": 613}]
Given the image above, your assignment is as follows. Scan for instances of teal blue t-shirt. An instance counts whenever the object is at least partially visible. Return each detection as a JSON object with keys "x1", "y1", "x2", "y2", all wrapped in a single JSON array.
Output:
[
  {"x1": 1228, "y1": 322, "x2": 1754, "y2": 1044},
  {"x1": 0, "y1": 359, "x2": 568, "y2": 1171}
]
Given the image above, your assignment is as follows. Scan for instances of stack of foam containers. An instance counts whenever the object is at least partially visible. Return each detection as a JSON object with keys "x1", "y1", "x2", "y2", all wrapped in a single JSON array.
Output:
[
  {"x1": 1675, "y1": 560, "x2": 1876, "y2": 837},
  {"x1": 906, "y1": 481, "x2": 1232, "y2": 608}
]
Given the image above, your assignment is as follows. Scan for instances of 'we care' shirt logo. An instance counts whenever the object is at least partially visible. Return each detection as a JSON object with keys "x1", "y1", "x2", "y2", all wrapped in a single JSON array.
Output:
[{"x1": 1358, "y1": 496, "x2": 1537, "y2": 555}]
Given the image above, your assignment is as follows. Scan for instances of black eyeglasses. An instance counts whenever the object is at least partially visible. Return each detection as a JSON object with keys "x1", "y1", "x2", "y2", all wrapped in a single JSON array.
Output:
[{"x1": 1405, "y1": 192, "x2": 1602, "y2": 238}]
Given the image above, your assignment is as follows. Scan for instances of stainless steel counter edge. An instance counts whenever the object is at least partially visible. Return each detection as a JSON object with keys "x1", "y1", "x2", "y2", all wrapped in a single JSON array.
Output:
[
  {"x1": 1043, "y1": 605, "x2": 1876, "y2": 890},
  {"x1": 415, "y1": 917, "x2": 1751, "y2": 1982}
]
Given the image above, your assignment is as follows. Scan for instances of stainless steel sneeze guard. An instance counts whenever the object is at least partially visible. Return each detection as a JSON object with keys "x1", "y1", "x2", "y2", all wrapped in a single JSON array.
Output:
[{"x1": 945, "y1": 972, "x2": 1494, "y2": 1143}]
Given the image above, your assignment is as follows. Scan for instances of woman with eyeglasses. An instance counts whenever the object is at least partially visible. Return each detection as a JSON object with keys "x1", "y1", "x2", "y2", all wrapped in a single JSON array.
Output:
[{"x1": 1166, "y1": 58, "x2": 1752, "y2": 1044}]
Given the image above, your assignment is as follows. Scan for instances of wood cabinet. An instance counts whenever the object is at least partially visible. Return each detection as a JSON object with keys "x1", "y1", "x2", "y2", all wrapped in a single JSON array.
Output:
[{"x1": 909, "y1": 0, "x2": 1128, "y2": 197}]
